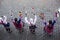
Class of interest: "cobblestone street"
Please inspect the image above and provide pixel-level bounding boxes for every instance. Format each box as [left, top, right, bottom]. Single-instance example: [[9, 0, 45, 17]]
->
[[0, 0, 60, 40]]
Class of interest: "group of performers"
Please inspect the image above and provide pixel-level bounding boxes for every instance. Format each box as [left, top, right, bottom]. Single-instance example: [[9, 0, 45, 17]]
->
[[0, 10, 59, 36]]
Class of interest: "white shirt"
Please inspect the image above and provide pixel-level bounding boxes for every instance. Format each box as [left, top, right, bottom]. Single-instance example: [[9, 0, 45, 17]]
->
[[2, 16, 7, 24], [0, 17, 3, 23], [25, 15, 37, 25]]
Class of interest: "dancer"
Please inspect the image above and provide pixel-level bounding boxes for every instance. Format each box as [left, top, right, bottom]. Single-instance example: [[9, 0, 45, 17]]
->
[[40, 13, 59, 36], [1, 16, 12, 33], [12, 17, 24, 33], [12, 11, 24, 33], [25, 14, 37, 34], [18, 11, 25, 32], [0, 17, 3, 24]]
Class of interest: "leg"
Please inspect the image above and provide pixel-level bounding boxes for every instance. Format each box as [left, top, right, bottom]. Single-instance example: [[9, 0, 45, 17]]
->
[[5, 27, 12, 33]]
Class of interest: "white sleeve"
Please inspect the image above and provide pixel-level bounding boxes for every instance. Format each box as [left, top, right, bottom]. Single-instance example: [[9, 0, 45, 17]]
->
[[0, 17, 3, 23], [42, 19, 46, 23], [42, 19, 49, 25], [57, 13, 59, 17], [3, 16, 7, 21], [3, 16, 7, 24], [34, 15, 37, 24], [54, 13, 59, 21], [25, 17, 30, 24], [54, 17, 57, 21]]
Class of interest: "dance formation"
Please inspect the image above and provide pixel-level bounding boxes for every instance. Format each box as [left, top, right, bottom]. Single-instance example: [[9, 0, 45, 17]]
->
[[0, 9, 60, 36]]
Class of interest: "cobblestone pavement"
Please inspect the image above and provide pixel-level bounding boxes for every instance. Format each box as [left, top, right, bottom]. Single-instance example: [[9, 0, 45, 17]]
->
[[0, 0, 60, 40]]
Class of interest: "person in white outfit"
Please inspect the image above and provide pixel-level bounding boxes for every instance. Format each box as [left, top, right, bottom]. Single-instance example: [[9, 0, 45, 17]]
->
[[1, 16, 12, 33], [25, 14, 37, 33]]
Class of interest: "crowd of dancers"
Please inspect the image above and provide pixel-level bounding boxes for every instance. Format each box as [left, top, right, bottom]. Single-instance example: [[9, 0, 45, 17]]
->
[[0, 10, 60, 36]]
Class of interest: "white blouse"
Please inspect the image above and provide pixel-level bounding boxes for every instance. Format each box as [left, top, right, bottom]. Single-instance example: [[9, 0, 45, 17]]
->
[[25, 15, 37, 25]]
